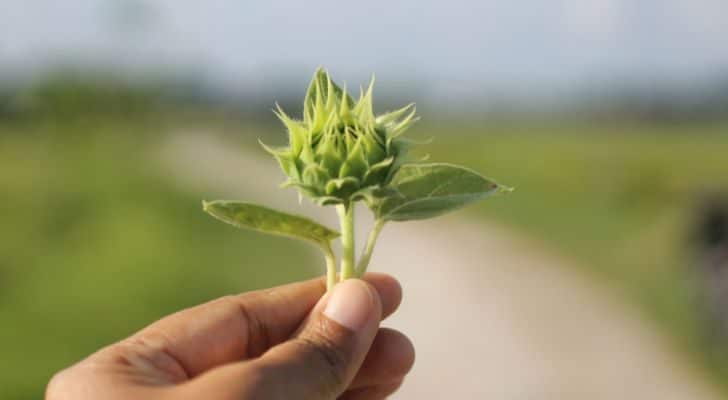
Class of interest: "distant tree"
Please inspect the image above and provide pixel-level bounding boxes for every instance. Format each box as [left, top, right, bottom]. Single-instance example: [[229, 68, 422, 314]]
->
[[13, 71, 159, 118]]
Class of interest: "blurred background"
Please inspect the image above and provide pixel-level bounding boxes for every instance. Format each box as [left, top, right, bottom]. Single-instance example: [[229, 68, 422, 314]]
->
[[1, 1, 728, 398]]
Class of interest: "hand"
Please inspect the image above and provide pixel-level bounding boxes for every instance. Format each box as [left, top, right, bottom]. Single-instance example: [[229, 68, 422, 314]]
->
[[46, 274, 414, 400]]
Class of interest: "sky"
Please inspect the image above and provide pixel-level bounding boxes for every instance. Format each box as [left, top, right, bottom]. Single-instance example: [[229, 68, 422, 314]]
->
[[1, 0, 727, 100]]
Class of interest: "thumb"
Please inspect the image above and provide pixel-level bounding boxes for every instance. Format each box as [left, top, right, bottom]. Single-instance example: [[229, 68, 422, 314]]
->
[[253, 278, 382, 398], [182, 279, 382, 400]]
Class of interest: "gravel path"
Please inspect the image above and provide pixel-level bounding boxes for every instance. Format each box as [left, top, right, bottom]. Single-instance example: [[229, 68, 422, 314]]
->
[[158, 132, 723, 400]]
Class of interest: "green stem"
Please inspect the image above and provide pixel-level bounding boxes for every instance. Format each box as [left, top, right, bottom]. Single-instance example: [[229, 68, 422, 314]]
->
[[336, 204, 356, 280], [323, 243, 337, 292], [356, 219, 385, 276]]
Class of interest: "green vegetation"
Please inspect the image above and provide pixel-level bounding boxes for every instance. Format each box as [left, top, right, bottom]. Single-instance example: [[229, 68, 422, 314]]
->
[[0, 120, 316, 399], [422, 120, 728, 383]]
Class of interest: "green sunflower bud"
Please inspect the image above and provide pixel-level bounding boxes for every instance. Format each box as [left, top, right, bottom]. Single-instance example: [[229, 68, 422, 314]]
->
[[263, 68, 419, 207]]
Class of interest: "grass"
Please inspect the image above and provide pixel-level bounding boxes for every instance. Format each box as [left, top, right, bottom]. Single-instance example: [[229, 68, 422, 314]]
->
[[419, 119, 728, 383], [0, 119, 317, 399]]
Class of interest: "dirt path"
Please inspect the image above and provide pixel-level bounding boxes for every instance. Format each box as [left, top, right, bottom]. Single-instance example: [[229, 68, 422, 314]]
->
[[158, 132, 723, 400]]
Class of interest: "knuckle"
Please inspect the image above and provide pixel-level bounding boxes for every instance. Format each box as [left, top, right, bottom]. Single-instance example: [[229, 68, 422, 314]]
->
[[296, 334, 350, 392], [234, 297, 272, 357], [116, 334, 189, 383], [218, 293, 275, 357]]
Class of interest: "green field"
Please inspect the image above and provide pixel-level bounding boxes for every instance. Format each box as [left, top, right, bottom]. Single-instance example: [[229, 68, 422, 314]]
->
[[0, 119, 317, 399], [2, 115, 727, 398]]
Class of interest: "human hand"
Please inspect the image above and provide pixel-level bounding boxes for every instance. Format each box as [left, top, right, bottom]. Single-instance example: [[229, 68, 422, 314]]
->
[[46, 274, 414, 400]]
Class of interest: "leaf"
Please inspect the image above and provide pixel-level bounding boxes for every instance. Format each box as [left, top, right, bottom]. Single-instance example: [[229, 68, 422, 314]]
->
[[374, 163, 512, 221], [202, 200, 340, 247]]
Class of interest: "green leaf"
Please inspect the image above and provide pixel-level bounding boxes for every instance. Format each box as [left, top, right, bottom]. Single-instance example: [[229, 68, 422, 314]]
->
[[325, 177, 360, 197], [374, 163, 512, 221], [202, 200, 340, 247]]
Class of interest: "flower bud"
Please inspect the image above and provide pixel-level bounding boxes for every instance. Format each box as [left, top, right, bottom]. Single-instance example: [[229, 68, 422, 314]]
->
[[262, 68, 419, 207]]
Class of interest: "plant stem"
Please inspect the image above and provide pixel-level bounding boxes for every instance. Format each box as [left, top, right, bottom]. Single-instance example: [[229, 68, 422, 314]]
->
[[356, 219, 385, 276], [336, 204, 356, 280], [323, 243, 337, 292]]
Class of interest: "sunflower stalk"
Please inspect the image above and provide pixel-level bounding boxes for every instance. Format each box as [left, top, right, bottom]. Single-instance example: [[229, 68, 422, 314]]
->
[[336, 204, 357, 281]]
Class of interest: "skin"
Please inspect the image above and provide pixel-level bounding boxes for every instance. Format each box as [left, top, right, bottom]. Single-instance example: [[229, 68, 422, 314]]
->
[[46, 273, 415, 400]]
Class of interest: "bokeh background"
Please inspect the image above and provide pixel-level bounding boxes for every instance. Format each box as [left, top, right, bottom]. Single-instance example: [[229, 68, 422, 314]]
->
[[2, 1, 728, 398]]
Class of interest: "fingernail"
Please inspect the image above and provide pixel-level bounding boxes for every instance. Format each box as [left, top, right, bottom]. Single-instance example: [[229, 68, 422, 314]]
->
[[323, 279, 374, 331]]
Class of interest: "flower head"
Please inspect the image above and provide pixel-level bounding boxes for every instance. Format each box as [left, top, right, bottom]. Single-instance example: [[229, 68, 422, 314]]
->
[[263, 68, 419, 207]]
